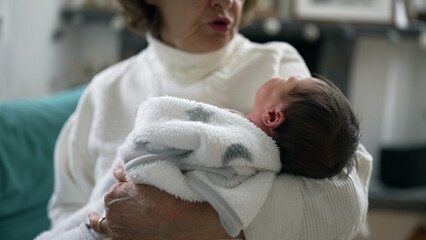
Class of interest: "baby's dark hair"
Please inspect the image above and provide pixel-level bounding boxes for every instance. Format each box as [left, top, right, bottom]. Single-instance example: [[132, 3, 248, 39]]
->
[[273, 77, 360, 179]]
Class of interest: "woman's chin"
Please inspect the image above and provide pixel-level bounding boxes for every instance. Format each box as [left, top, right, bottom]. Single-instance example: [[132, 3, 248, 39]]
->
[[196, 34, 234, 52]]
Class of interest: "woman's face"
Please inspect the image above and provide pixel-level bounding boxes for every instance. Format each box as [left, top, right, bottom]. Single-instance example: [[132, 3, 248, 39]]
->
[[148, 0, 245, 53]]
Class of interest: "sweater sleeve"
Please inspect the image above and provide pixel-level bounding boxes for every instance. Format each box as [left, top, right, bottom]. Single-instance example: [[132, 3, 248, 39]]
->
[[47, 86, 97, 228], [47, 58, 134, 231], [244, 145, 373, 240]]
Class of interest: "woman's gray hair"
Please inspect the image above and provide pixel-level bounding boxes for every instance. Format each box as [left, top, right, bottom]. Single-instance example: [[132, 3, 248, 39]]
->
[[117, 0, 259, 37]]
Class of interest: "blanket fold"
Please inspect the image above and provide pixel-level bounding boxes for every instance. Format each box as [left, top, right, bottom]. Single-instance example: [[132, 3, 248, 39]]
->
[[119, 96, 281, 237]]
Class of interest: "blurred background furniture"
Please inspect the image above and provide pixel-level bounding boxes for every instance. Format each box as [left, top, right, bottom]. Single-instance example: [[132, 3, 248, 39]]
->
[[0, 86, 84, 240]]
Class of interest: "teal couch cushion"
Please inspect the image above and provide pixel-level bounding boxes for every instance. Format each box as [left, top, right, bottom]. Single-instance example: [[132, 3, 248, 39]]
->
[[0, 86, 84, 240]]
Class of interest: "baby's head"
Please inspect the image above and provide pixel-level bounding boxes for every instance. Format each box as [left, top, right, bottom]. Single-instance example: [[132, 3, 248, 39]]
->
[[247, 76, 360, 179]]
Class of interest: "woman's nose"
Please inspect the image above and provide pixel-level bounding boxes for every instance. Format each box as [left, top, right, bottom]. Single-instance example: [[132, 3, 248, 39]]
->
[[211, 0, 233, 10]]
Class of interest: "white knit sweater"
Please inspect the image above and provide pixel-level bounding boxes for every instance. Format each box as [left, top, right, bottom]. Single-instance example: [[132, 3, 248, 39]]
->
[[42, 33, 372, 240]]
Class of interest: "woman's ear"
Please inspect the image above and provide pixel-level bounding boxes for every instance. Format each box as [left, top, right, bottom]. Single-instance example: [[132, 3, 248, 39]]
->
[[262, 109, 285, 129]]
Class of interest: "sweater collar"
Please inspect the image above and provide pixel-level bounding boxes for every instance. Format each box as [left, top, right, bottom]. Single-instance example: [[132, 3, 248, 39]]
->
[[145, 33, 242, 83]]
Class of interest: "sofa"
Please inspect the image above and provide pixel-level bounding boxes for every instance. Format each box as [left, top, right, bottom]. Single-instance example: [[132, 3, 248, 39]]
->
[[0, 86, 85, 240]]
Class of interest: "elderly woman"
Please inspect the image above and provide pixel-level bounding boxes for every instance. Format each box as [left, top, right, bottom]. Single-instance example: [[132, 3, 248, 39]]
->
[[37, 0, 373, 239]]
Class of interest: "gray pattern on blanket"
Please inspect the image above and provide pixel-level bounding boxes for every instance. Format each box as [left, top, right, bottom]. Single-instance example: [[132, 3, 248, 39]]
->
[[222, 143, 252, 165], [185, 105, 214, 123]]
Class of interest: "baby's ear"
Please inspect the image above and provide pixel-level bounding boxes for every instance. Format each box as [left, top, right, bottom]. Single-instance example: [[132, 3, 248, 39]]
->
[[262, 109, 285, 129]]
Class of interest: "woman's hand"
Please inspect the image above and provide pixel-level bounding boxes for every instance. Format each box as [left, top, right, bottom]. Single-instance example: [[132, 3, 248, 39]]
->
[[89, 166, 244, 240]]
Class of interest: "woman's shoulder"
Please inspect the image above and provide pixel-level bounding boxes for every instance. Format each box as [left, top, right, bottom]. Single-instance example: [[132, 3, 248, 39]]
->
[[82, 55, 139, 96], [93, 56, 137, 87], [235, 35, 310, 77], [71, 54, 140, 109], [240, 35, 300, 56]]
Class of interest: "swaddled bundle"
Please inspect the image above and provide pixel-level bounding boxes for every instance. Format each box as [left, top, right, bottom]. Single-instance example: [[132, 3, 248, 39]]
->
[[118, 96, 281, 237]]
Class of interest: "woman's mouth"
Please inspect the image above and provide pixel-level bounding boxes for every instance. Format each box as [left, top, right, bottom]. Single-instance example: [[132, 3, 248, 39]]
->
[[209, 18, 231, 32]]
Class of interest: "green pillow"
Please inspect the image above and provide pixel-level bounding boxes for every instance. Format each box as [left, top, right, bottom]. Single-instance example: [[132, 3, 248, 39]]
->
[[0, 86, 85, 240]]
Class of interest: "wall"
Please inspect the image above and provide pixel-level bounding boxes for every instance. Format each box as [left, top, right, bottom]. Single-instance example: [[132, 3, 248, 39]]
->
[[380, 37, 426, 147], [0, 0, 63, 100], [0, 1, 120, 100], [349, 35, 426, 180], [0, 0, 9, 97], [408, 49, 426, 144], [350, 35, 426, 240], [49, 23, 120, 91]]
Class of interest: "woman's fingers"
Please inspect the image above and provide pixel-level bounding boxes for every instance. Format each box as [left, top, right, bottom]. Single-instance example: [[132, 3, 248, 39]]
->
[[88, 212, 110, 235], [88, 212, 100, 229], [88, 165, 126, 237], [113, 165, 126, 182], [104, 166, 127, 199]]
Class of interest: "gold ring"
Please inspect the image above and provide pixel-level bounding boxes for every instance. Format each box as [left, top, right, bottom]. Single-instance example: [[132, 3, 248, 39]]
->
[[96, 217, 106, 233]]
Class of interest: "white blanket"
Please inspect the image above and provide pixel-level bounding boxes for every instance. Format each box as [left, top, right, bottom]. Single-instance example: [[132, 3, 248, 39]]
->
[[118, 96, 281, 237]]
